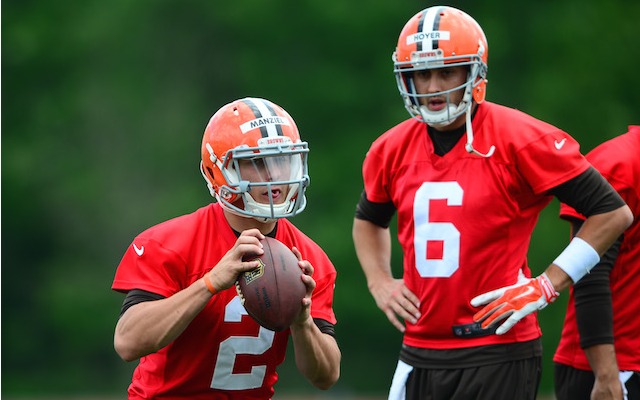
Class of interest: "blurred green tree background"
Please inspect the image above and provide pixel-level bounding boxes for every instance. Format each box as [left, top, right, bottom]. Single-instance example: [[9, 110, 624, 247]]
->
[[3, 0, 638, 398]]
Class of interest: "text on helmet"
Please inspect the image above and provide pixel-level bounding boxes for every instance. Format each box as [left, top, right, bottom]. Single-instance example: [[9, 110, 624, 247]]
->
[[407, 31, 450, 45], [240, 116, 291, 134], [257, 137, 293, 146]]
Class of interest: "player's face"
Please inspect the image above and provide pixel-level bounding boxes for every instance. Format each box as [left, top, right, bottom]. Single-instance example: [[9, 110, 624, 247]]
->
[[237, 157, 292, 205], [413, 66, 468, 130]]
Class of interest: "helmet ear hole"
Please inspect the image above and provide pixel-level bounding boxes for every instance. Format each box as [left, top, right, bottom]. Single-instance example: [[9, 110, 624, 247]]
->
[[205, 167, 216, 186], [206, 165, 233, 200]]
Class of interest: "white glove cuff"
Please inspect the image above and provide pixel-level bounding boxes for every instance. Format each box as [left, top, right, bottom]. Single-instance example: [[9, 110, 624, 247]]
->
[[538, 273, 559, 303], [552, 237, 600, 283]]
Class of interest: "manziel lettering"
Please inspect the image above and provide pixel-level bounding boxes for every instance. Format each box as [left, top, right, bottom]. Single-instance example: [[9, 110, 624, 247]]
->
[[250, 117, 286, 129], [240, 116, 291, 134]]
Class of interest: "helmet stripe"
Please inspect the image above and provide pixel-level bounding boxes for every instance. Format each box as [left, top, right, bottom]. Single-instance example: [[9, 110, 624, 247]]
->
[[260, 100, 285, 137], [432, 7, 443, 50], [416, 13, 426, 52], [241, 98, 268, 137], [241, 98, 283, 138], [418, 6, 444, 51]]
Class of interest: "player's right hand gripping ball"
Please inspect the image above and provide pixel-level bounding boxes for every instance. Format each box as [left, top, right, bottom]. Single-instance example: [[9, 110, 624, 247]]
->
[[236, 237, 306, 331]]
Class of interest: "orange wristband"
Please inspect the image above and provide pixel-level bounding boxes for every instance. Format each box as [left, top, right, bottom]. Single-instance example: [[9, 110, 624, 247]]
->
[[203, 274, 217, 295]]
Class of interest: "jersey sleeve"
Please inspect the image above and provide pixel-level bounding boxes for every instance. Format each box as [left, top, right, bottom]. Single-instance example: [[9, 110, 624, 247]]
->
[[559, 202, 584, 221], [362, 145, 391, 203], [308, 253, 337, 325], [589, 156, 640, 219], [112, 237, 188, 298], [560, 133, 640, 221], [516, 131, 590, 195]]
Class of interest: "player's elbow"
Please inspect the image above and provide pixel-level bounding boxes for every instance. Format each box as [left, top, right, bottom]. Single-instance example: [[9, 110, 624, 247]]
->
[[113, 307, 160, 362], [114, 327, 158, 362], [619, 205, 634, 231], [310, 367, 340, 391], [114, 334, 141, 362], [306, 349, 341, 390]]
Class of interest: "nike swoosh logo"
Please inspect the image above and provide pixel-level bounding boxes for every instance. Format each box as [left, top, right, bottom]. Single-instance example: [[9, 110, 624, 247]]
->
[[133, 243, 144, 256], [554, 138, 567, 150], [513, 285, 535, 300]]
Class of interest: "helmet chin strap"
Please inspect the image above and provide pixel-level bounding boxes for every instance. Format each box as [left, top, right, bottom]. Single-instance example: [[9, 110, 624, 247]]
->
[[418, 103, 460, 128], [464, 105, 495, 158], [419, 100, 495, 158], [217, 193, 281, 223], [242, 190, 293, 222], [216, 181, 303, 223]]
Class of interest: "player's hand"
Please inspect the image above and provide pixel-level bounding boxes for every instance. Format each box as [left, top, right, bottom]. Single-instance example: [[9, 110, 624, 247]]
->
[[586, 343, 625, 400], [206, 229, 266, 292], [369, 277, 420, 333], [470, 273, 559, 335], [291, 246, 315, 326], [591, 374, 624, 400]]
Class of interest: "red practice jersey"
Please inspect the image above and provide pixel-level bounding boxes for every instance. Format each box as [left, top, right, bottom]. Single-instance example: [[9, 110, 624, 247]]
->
[[554, 125, 640, 371], [362, 101, 590, 349], [112, 202, 337, 399]]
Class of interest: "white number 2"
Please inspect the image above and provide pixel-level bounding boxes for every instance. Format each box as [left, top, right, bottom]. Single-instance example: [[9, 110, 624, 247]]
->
[[413, 182, 463, 277], [210, 296, 275, 390]]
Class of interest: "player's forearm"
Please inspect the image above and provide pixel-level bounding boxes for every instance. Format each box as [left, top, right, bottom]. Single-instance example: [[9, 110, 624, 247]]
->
[[577, 206, 632, 256], [290, 318, 341, 390], [353, 218, 394, 288], [114, 279, 212, 361], [545, 206, 632, 292], [585, 344, 619, 379]]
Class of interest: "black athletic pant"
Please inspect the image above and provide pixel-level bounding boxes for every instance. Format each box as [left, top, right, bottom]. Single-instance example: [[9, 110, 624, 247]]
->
[[555, 363, 640, 400], [395, 357, 542, 400]]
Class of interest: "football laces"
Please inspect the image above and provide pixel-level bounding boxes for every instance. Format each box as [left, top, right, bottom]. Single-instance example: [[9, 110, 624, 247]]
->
[[234, 281, 246, 304]]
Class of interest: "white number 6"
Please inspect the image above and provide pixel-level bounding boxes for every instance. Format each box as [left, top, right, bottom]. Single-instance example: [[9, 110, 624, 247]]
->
[[413, 182, 462, 277]]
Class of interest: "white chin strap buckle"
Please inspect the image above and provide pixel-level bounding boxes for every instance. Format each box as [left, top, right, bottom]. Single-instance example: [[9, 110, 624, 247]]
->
[[418, 105, 457, 127]]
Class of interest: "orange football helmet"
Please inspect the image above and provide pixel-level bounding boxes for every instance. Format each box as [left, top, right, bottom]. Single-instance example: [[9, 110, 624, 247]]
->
[[200, 97, 309, 221], [393, 6, 488, 128]]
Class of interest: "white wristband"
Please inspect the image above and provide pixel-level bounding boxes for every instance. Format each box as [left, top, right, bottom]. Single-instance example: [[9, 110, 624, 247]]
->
[[552, 237, 600, 283]]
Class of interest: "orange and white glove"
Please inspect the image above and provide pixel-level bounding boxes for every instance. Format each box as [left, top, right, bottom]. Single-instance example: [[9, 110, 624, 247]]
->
[[470, 273, 559, 335]]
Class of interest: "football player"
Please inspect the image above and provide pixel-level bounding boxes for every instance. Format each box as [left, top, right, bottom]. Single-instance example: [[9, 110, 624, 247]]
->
[[113, 97, 341, 399], [352, 6, 633, 400], [554, 126, 640, 400]]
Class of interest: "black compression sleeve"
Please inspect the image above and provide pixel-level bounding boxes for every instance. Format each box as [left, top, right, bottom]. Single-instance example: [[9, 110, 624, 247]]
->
[[313, 318, 337, 338], [119, 289, 165, 318], [567, 219, 620, 349], [354, 190, 396, 228], [550, 166, 626, 217]]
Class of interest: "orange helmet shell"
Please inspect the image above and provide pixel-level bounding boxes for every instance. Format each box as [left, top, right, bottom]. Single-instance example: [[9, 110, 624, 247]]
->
[[200, 97, 309, 220], [394, 6, 488, 104], [201, 97, 301, 202]]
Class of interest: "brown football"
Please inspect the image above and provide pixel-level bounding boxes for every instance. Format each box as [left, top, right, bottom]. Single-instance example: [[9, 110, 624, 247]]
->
[[236, 237, 306, 331]]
